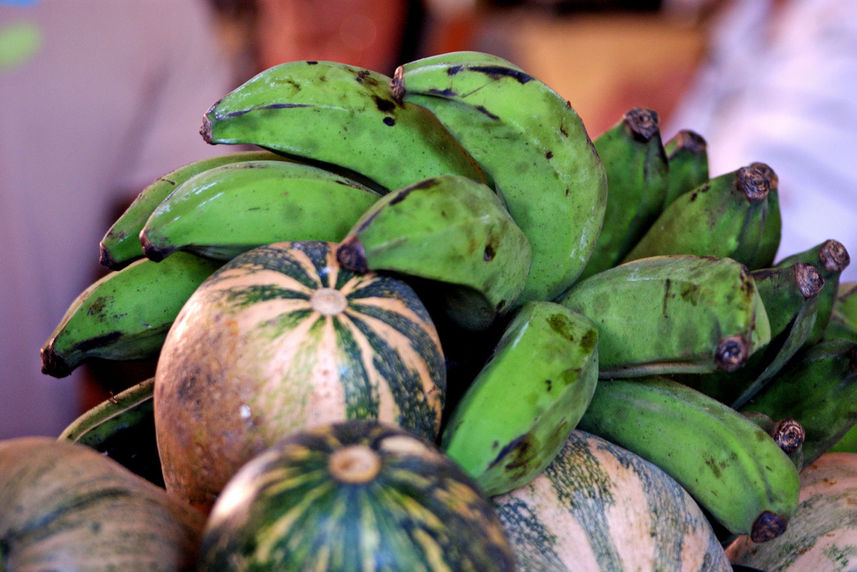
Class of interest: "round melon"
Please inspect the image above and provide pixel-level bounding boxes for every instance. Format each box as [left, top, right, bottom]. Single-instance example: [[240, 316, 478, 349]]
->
[[154, 241, 446, 512], [493, 430, 731, 571], [0, 437, 204, 571], [196, 420, 516, 571]]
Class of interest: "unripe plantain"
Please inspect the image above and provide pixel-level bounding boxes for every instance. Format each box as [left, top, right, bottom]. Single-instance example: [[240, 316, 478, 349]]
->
[[558, 255, 771, 378], [579, 107, 669, 279], [440, 301, 599, 496], [622, 164, 775, 269], [578, 376, 800, 541]]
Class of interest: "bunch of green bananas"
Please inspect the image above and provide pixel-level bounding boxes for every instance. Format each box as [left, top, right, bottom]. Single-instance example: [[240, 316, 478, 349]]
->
[[42, 50, 857, 550]]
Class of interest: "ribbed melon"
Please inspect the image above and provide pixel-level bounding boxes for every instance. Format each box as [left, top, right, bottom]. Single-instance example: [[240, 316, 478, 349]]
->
[[0, 437, 204, 571], [154, 241, 446, 512], [493, 430, 731, 571], [197, 420, 516, 571], [727, 452, 857, 570]]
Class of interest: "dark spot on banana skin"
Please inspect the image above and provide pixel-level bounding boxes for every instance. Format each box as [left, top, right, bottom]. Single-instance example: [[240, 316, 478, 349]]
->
[[383, 117, 395, 126], [545, 151, 553, 160], [475, 105, 499, 120], [545, 379, 552, 392], [484, 244, 496, 262]]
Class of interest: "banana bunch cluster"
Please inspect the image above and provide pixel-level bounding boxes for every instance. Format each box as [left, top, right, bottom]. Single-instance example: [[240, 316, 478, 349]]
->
[[41, 51, 857, 549]]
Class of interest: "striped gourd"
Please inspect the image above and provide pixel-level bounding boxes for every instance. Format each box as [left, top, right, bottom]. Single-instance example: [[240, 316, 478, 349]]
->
[[154, 241, 446, 512], [493, 430, 731, 572], [727, 452, 857, 570], [197, 420, 516, 571], [0, 437, 204, 571]]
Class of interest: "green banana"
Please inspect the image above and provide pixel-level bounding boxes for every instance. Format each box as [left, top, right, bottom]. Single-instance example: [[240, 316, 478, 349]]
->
[[775, 238, 851, 345], [139, 159, 381, 262], [393, 50, 608, 303], [740, 411, 805, 468], [200, 59, 488, 192], [663, 128, 708, 208], [577, 376, 800, 542], [677, 261, 823, 408], [825, 281, 857, 342], [335, 174, 531, 330], [622, 164, 774, 268], [747, 162, 782, 269], [557, 255, 771, 377], [99, 150, 287, 270], [58, 378, 162, 486], [578, 107, 669, 279], [439, 301, 599, 496], [40, 252, 223, 378], [739, 337, 857, 466]]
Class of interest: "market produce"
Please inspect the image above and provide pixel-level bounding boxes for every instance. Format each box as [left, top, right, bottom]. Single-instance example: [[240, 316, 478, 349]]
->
[[0, 437, 204, 571], [139, 159, 381, 262], [577, 376, 800, 541], [578, 106, 669, 280], [775, 238, 851, 345], [493, 430, 731, 571], [201, 59, 487, 191], [679, 261, 824, 408], [394, 50, 608, 302], [558, 254, 771, 377], [440, 300, 599, 496], [336, 174, 532, 330], [154, 240, 446, 512], [18, 48, 857, 568], [58, 377, 161, 486], [197, 420, 516, 571], [623, 164, 776, 269], [825, 280, 857, 341], [727, 452, 857, 570], [98, 150, 290, 270], [739, 337, 857, 466], [662, 128, 709, 207], [747, 161, 783, 270], [39, 251, 223, 378]]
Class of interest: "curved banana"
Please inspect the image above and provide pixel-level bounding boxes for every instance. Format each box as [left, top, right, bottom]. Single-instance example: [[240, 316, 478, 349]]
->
[[139, 159, 381, 262], [740, 337, 857, 466], [825, 281, 857, 342], [679, 261, 824, 408], [440, 301, 599, 496], [558, 255, 771, 377], [393, 50, 608, 303], [748, 161, 782, 269], [578, 376, 800, 542], [663, 128, 708, 208], [775, 238, 851, 346], [578, 107, 669, 280], [335, 174, 531, 330], [622, 164, 775, 268], [99, 150, 286, 270], [200, 59, 487, 192], [58, 378, 162, 486], [40, 252, 223, 378]]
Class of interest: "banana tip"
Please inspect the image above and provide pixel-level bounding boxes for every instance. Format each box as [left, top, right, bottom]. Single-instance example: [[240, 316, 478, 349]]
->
[[40, 345, 72, 378], [336, 236, 368, 274], [750, 510, 789, 543], [714, 334, 748, 372]]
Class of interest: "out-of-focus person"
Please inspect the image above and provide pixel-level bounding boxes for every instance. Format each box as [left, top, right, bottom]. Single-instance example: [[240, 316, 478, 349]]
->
[[663, 0, 857, 280], [0, 0, 235, 438]]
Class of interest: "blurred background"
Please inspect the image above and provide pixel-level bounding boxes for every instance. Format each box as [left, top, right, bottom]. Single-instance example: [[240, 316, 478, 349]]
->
[[2, 0, 855, 438]]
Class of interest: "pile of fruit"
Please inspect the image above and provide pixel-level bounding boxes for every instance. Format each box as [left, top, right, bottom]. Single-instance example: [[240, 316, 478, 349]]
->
[[2, 51, 856, 571]]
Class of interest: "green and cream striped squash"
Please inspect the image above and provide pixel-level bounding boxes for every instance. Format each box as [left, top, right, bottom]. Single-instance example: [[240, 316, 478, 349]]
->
[[197, 420, 516, 571], [493, 430, 731, 571], [0, 437, 204, 571], [727, 452, 857, 570], [154, 241, 446, 512]]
